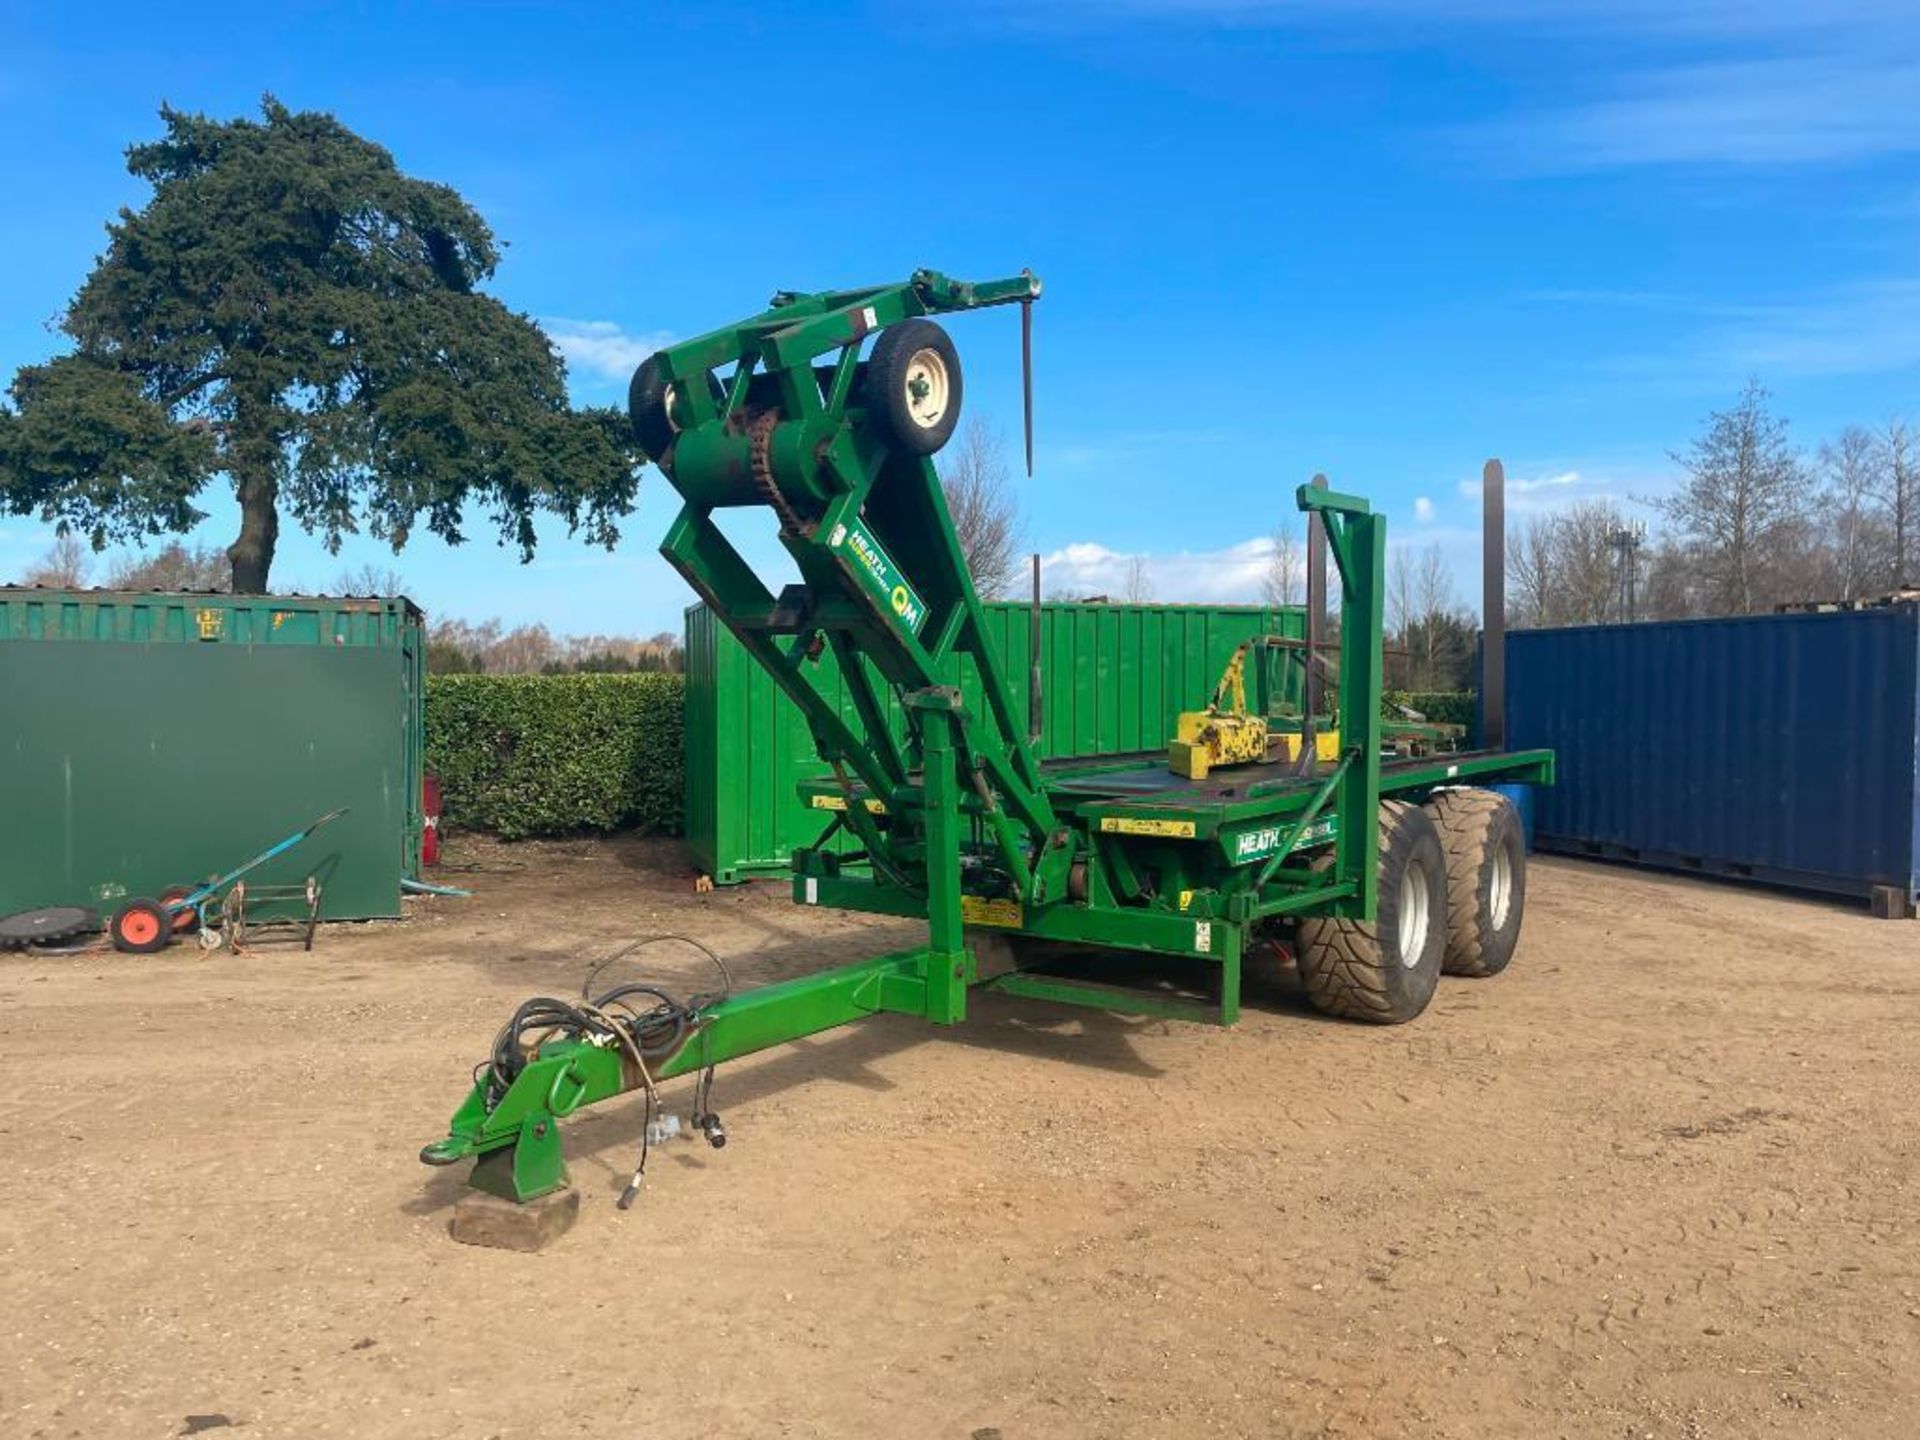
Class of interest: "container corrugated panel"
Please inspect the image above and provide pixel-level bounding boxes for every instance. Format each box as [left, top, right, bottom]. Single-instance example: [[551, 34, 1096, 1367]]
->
[[1505, 605, 1920, 906], [0, 587, 426, 920], [685, 600, 1306, 883]]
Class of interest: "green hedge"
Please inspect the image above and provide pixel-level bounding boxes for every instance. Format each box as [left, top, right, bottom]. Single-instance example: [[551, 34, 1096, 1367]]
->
[[425, 674, 684, 839], [421, 675, 1480, 842], [1384, 690, 1478, 732]]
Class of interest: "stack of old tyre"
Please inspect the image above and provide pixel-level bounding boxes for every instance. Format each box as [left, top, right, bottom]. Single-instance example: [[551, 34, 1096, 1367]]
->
[[1291, 790, 1526, 1024]]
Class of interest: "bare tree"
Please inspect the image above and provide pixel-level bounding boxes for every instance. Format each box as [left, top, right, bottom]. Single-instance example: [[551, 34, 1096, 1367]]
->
[[1121, 554, 1155, 603], [1261, 514, 1302, 608], [1392, 543, 1474, 691], [1387, 547, 1415, 644], [1412, 543, 1453, 619], [332, 562, 408, 597], [1413, 544, 1467, 689], [425, 615, 683, 674], [1506, 520, 1555, 629], [20, 531, 93, 587], [486, 623, 558, 674], [1815, 427, 1890, 602], [1879, 418, 1917, 587], [107, 540, 231, 592], [939, 417, 1024, 599], [1659, 379, 1809, 615], [1505, 501, 1630, 628]]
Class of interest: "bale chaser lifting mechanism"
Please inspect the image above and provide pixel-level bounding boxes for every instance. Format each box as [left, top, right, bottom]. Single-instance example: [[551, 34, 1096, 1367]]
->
[[421, 270, 1555, 1210]]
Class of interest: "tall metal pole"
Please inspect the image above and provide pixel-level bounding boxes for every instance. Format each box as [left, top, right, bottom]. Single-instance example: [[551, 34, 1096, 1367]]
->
[[1301, 473, 1330, 777], [1020, 285, 1036, 478], [1609, 525, 1643, 623], [1029, 552, 1043, 745], [1481, 458, 1506, 752]]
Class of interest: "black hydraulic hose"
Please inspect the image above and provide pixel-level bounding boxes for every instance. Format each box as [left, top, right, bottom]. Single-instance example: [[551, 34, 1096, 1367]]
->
[[482, 935, 739, 1106]]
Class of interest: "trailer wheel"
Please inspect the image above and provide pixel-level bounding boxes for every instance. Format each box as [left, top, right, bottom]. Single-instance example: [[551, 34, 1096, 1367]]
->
[[110, 898, 174, 955], [865, 319, 963, 455], [158, 886, 200, 934], [627, 353, 679, 463], [628, 357, 724, 465], [1425, 788, 1526, 978], [1295, 801, 1446, 1024]]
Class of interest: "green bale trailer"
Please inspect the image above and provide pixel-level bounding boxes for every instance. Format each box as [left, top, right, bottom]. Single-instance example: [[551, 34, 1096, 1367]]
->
[[422, 271, 1552, 1210]]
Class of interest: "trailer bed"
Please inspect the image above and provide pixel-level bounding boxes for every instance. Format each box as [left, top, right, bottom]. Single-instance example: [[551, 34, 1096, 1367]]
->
[[1037, 747, 1556, 831]]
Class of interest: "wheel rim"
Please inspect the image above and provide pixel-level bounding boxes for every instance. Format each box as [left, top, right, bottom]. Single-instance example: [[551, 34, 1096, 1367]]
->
[[1489, 847, 1513, 931], [902, 348, 950, 430], [1397, 860, 1431, 967], [120, 911, 159, 946]]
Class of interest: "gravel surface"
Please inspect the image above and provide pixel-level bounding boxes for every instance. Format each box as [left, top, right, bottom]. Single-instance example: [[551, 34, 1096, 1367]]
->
[[3, 835, 1916, 1439]]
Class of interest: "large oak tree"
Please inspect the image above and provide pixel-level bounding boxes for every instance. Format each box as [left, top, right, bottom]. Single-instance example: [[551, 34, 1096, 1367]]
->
[[0, 98, 641, 591]]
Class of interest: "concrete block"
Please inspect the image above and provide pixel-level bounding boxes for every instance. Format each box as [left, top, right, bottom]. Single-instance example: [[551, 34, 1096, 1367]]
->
[[1870, 885, 1915, 921], [449, 1185, 580, 1251]]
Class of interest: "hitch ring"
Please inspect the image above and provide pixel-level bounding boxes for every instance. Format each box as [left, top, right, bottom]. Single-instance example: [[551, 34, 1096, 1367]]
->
[[546, 1064, 590, 1117]]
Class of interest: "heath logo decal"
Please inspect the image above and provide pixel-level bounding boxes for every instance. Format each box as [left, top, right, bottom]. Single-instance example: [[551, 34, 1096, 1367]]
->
[[831, 519, 927, 636], [1230, 816, 1338, 863]]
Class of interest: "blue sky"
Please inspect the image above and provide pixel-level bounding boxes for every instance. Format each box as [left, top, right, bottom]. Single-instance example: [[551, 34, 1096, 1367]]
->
[[2, 0, 1917, 632]]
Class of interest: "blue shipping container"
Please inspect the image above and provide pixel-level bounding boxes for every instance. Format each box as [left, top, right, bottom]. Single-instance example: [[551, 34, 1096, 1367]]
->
[[1504, 605, 1920, 909]]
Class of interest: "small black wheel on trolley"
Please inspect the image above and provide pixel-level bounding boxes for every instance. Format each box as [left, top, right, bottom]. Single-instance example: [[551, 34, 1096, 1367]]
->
[[864, 319, 963, 455]]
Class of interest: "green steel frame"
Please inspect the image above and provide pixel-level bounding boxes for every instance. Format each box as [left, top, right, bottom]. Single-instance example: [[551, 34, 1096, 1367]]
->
[[422, 271, 1554, 1202]]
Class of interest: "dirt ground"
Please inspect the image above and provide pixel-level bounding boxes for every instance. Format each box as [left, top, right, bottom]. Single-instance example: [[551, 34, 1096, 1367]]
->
[[3, 835, 1917, 1440]]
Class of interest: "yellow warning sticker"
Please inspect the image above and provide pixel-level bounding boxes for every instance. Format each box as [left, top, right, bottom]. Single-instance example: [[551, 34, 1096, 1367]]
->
[[960, 895, 1024, 928], [1098, 816, 1198, 838], [809, 794, 888, 815]]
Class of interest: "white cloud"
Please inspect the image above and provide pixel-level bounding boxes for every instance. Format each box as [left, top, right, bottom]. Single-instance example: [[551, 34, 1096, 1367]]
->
[[1451, 466, 1659, 516], [1462, 53, 1920, 171], [1011, 3, 1920, 171], [1523, 276, 1920, 390], [543, 319, 675, 384], [1041, 535, 1278, 603], [1554, 276, 1920, 391], [1413, 496, 1436, 523], [1457, 469, 1579, 498], [1011, 1, 1909, 43], [1706, 278, 1920, 379]]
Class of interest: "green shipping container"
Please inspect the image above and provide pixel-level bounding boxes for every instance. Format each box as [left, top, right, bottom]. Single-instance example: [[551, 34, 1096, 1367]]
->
[[684, 600, 1306, 884], [0, 588, 425, 921]]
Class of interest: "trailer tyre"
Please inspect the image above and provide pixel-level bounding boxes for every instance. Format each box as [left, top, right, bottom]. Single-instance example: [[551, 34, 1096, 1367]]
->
[[627, 353, 679, 463], [110, 898, 174, 955], [865, 319, 963, 455], [1295, 801, 1446, 1024], [628, 358, 725, 465], [1425, 788, 1526, 978]]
